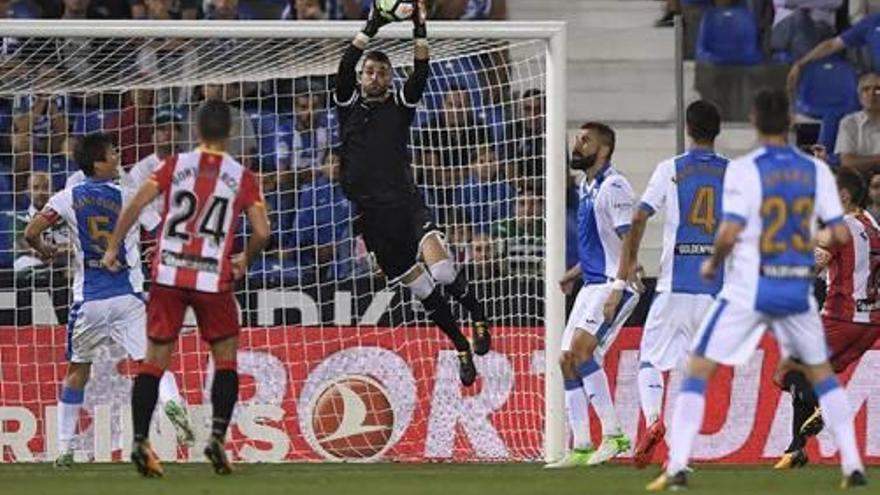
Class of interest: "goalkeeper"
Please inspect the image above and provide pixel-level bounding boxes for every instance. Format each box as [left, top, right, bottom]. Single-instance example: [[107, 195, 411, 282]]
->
[[335, 0, 490, 386]]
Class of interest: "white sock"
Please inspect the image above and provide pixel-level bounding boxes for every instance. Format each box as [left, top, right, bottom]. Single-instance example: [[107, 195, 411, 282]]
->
[[57, 387, 84, 453], [815, 376, 864, 475], [158, 371, 183, 408], [579, 359, 620, 437], [564, 378, 592, 450], [667, 376, 706, 475], [638, 362, 664, 426]]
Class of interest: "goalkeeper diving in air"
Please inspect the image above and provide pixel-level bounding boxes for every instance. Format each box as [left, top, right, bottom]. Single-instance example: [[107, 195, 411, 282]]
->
[[335, 0, 490, 386]]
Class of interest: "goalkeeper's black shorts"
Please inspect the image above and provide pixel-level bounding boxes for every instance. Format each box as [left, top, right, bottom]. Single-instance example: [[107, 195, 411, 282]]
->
[[355, 203, 440, 281]]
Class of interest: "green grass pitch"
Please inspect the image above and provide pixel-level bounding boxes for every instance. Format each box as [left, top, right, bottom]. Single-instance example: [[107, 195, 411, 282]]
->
[[0, 464, 865, 495]]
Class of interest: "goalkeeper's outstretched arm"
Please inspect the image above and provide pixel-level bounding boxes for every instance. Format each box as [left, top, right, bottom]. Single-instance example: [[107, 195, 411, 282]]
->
[[336, 3, 390, 105], [403, 1, 430, 105]]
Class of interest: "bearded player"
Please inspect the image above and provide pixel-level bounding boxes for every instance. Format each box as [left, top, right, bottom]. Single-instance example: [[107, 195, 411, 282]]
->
[[774, 167, 880, 470], [335, 0, 490, 385], [102, 100, 270, 477], [546, 122, 640, 468]]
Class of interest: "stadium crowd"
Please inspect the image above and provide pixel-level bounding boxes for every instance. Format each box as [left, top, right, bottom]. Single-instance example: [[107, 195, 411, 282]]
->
[[1, 0, 552, 306]]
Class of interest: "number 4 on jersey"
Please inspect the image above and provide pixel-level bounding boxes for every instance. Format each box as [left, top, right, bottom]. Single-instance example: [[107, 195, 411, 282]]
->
[[689, 185, 716, 234]]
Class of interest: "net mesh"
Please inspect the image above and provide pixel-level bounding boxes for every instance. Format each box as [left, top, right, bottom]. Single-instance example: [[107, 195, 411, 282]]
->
[[0, 33, 548, 462]]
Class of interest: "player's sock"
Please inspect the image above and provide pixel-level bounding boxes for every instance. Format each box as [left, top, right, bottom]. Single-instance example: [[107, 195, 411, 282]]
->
[[57, 386, 84, 453], [782, 370, 817, 451], [564, 378, 592, 450], [783, 370, 818, 410], [638, 362, 664, 425], [667, 376, 706, 475], [787, 396, 810, 452], [422, 288, 471, 352], [444, 268, 487, 322], [210, 360, 239, 442], [814, 376, 864, 475], [131, 362, 164, 442], [158, 371, 182, 407], [578, 359, 620, 436]]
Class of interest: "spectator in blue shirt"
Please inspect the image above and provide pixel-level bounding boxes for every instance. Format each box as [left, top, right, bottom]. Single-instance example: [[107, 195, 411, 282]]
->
[[455, 145, 514, 233], [771, 0, 842, 60], [788, 13, 880, 91], [289, 149, 358, 281], [276, 93, 330, 188], [500, 88, 544, 186]]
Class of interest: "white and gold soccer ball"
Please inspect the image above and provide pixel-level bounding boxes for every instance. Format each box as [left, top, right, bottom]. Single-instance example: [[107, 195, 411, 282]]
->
[[375, 0, 415, 22]]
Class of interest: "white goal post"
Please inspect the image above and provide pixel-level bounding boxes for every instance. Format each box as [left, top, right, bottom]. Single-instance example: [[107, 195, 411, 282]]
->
[[0, 19, 566, 463]]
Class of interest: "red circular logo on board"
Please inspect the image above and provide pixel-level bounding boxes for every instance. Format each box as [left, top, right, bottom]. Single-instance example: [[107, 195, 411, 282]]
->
[[310, 375, 395, 461]]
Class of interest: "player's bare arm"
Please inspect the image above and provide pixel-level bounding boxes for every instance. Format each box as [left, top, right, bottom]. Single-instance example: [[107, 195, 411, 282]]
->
[[604, 208, 649, 322], [232, 201, 271, 280], [23, 213, 58, 264], [102, 180, 161, 271], [701, 220, 742, 280]]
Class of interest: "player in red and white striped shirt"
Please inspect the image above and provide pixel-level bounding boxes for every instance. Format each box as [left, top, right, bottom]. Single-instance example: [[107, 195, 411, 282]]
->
[[102, 100, 270, 477], [774, 168, 880, 470]]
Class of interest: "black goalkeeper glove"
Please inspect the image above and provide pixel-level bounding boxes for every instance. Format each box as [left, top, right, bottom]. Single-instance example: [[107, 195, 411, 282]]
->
[[362, 4, 391, 38], [413, 0, 427, 39]]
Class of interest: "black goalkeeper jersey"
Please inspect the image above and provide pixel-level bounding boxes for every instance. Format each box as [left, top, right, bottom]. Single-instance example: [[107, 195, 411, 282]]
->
[[335, 44, 429, 208]]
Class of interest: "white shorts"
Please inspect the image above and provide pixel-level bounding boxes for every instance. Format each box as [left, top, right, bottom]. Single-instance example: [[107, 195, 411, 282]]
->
[[561, 282, 640, 356], [67, 294, 147, 364], [640, 292, 715, 371], [690, 297, 829, 366]]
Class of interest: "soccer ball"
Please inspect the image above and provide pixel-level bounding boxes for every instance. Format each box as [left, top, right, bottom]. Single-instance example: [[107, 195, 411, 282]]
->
[[375, 0, 415, 22]]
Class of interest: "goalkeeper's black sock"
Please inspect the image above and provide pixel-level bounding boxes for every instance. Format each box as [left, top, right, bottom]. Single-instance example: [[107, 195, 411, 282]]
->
[[782, 370, 817, 451], [210, 362, 239, 442], [788, 396, 810, 452], [422, 288, 471, 353], [446, 271, 487, 322], [783, 370, 819, 410], [131, 363, 163, 443]]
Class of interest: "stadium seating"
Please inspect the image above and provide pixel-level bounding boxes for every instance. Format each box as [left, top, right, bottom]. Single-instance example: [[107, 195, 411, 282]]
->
[[695, 5, 763, 65], [794, 59, 860, 119]]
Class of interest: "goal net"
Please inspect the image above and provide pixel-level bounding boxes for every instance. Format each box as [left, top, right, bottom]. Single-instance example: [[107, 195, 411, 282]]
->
[[0, 21, 566, 463]]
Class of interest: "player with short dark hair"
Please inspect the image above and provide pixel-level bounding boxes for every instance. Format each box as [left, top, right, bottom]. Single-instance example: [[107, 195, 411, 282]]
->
[[102, 99, 270, 477], [773, 167, 880, 470], [73, 132, 114, 177], [334, 1, 491, 386], [752, 87, 791, 136], [605, 99, 727, 469], [24, 131, 191, 468]]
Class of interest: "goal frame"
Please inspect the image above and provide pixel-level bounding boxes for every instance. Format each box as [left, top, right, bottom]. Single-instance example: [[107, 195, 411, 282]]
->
[[0, 19, 568, 463]]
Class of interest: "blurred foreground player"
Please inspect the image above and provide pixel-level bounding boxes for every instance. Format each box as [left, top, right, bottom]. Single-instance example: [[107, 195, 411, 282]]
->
[[102, 100, 270, 477], [774, 167, 880, 470], [648, 89, 866, 491], [335, 0, 490, 385]]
